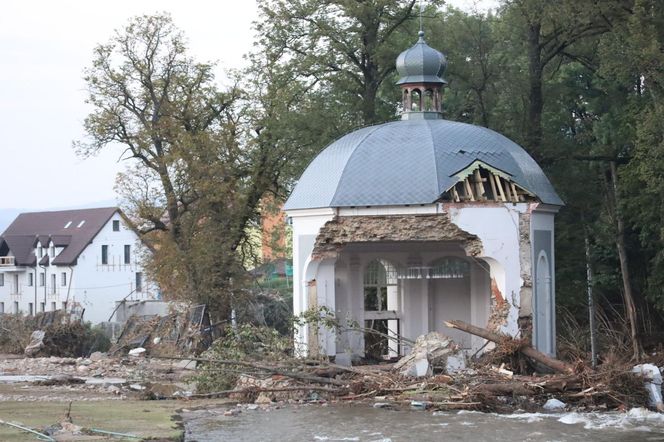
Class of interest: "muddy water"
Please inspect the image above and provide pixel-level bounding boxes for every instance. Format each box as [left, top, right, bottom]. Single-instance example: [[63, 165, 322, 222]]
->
[[184, 404, 664, 441]]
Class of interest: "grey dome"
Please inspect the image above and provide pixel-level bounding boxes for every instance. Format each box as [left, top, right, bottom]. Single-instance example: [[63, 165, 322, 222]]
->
[[284, 119, 563, 210], [396, 31, 447, 85]]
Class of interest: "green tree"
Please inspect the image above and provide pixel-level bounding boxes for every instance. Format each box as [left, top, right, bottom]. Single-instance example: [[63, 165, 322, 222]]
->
[[77, 14, 285, 319]]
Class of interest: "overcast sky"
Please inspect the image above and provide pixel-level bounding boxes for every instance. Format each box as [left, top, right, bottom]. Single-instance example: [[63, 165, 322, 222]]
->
[[0, 0, 499, 211]]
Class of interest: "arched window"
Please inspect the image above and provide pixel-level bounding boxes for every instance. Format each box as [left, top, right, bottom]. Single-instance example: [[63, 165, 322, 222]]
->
[[424, 89, 434, 111], [364, 259, 397, 311], [410, 89, 421, 111]]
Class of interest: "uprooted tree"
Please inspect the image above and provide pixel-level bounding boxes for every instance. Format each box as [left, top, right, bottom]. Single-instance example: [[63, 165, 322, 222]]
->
[[76, 14, 290, 320]]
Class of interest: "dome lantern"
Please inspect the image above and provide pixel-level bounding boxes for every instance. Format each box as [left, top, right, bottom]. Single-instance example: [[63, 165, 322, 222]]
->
[[396, 31, 447, 120]]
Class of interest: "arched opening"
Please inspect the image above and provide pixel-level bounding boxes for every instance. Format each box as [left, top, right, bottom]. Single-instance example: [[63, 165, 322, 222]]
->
[[428, 257, 473, 348], [363, 259, 399, 359], [410, 89, 421, 111], [535, 251, 553, 354], [424, 89, 434, 111]]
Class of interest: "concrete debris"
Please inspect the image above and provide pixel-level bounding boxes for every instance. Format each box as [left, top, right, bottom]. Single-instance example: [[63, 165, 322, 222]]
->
[[0, 355, 196, 401], [543, 398, 567, 411], [110, 304, 214, 357], [311, 215, 483, 261], [393, 332, 460, 378], [24, 331, 45, 357], [632, 364, 664, 411], [128, 347, 146, 357]]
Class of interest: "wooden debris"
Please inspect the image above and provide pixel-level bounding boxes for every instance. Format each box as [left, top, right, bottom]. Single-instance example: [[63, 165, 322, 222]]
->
[[444, 320, 575, 374]]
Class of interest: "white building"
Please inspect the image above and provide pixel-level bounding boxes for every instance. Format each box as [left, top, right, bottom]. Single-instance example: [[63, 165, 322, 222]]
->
[[0, 207, 158, 323], [284, 31, 563, 360]]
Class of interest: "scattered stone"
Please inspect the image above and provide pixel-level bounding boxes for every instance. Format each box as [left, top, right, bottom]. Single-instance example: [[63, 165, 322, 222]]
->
[[373, 402, 391, 409], [128, 347, 146, 357], [89, 352, 106, 361], [129, 384, 146, 391], [247, 404, 259, 410], [543, 398, 566, 411], [76, 365, 90, 374], [175, 359, 197, 370], [33, 375, 85, 386]]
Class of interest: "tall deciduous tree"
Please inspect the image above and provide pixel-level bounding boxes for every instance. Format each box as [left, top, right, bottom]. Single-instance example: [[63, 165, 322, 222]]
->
[[77, 14, 285, 319], [255, 0, 434, 126]]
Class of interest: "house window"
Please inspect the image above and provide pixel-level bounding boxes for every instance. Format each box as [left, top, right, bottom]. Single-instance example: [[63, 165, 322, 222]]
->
[[28, 273, 33, 287], [113, 220, 120, 231], [101, 245, 108, 265], [40, 302, 45, 313], [62, 301, 67, 311], [61, 272, 67, 286], [51, 274, 56, 294], [124, 245, 131, 264], [50, 246, 55, 258], [13, 301, 19, 314], [38, 246, 43, 258], [13, 274, 19, 294], [28, 302, 33, 316], [51, 302, 57, 311], [135, 272, 143, 292], [64, 221, 72, 229], [0, 302, 4, 314], [39, 272, 45, 287], [77, 220, 85, 228], [0, 273, 4, 286]]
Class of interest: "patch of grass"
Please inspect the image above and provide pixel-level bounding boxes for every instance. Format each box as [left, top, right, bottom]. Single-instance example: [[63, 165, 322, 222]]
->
[[0, 400, 184, 441]]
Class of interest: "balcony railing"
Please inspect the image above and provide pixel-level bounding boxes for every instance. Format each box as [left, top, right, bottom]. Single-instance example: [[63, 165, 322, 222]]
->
[[0, 256, 15, 266]]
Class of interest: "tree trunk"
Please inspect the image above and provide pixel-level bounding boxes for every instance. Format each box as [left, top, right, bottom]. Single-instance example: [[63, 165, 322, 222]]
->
[[584, 230, 598, 369], [444, 320, 574, 374], [526, 22, 544, 153], [609, 161, 642, 361]]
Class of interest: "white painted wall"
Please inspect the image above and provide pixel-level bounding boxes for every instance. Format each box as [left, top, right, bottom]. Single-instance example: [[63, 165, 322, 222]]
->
[[447, 204, 527, 336]]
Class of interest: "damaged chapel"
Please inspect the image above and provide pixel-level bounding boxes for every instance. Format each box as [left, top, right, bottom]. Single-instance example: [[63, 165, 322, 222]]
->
[[284, 30, 563, 361]]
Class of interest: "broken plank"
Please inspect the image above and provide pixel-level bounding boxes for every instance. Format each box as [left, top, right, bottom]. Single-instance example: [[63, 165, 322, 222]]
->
[[464, 178, 475, 201], [493, 174, 506, 201]]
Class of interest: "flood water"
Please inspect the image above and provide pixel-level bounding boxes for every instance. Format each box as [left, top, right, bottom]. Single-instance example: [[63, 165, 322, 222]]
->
[[184, 404, 664, 441]]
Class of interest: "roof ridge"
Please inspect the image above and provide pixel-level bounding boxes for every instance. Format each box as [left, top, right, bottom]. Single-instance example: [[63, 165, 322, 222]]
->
[[329, 123, 392, 206]]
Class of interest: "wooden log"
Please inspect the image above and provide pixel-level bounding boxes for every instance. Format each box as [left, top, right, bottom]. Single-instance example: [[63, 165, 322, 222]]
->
[[475, 383, 535, 396], [443, 320, 574, 374], [154, 355, 348, 386]]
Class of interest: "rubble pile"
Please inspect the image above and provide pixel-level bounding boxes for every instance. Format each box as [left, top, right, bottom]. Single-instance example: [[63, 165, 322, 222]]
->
[[0, 352, 197, 401], [188, 322, 652, 413], [110, 304, 214, 357]]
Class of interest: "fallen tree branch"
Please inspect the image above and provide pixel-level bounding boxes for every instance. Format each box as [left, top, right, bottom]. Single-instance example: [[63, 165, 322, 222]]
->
[[444, 320, 574, 374], [154, 355, 348, 386], [187, 385, 344, 399]]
